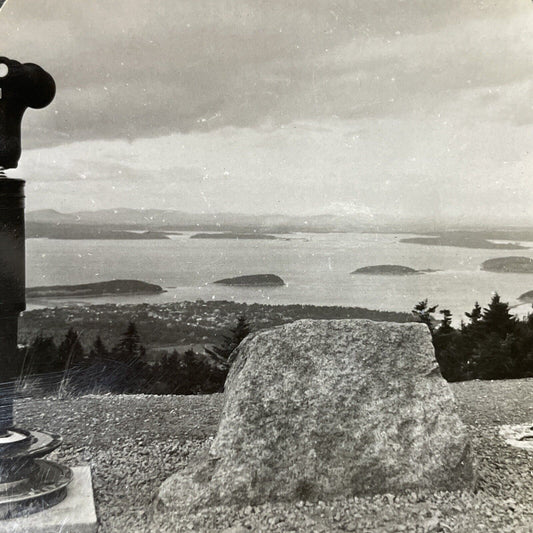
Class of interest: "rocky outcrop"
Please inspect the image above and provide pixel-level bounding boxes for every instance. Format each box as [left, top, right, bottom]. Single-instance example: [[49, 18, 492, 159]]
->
[[157, 319, 475, 516], [213, 274, 285, 286]]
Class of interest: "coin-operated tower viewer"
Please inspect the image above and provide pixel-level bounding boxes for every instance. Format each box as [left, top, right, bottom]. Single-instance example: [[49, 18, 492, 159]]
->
[[0, 57, 73, 519]]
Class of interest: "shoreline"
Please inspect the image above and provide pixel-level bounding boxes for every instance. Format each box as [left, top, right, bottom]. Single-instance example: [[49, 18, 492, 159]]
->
[[19, 299, 413, 350]]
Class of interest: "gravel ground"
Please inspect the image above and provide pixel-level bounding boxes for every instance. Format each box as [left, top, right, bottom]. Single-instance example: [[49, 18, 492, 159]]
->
[[14, 379, 533, 533]]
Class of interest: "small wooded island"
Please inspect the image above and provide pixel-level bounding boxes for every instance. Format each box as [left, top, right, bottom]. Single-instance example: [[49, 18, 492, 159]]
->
[[481, 256, 533, 273], [26, 279, 165, 299], [351, 265, 421, 275], [518, 290, 533, 302], [213, 274, 285, 286], [191, 233, 279, 240], [401, 233, 526, 250]]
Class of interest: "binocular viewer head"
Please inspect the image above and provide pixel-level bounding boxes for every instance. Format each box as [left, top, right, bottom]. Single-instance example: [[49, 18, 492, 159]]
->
[[0, 57, 55, 170]]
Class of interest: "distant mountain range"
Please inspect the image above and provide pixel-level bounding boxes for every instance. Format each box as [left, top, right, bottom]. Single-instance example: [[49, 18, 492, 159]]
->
[[26, 208, 377, 233], [25, 208, 533, 239]]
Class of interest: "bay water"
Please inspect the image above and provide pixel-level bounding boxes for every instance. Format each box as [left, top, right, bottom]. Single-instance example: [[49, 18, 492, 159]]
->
[[26, 232, 533, 324]]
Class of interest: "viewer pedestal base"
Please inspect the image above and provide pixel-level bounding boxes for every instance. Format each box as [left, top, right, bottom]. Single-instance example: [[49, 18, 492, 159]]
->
[[0, 466, 96, 533], [0, 429, 71, 519]]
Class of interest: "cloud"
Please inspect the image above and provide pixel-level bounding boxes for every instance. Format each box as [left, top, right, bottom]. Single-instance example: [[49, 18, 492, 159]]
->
[[3, 0, 533, 224], [12, 114, 533, 225], [3, 0, 532, 145]]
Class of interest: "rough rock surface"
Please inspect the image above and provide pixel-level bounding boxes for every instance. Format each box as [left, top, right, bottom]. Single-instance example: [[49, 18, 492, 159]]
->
[[157, 319, 475, 517]]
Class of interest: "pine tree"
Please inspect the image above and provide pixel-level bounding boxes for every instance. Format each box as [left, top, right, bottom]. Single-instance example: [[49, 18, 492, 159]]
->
[[412, 300, 438, 334], [414, 294, 533, 382], [111, 322, 144, 363], [88, 336, 109, 362], [57, 328, 85, 367], [437, 309, 454, 335], [23, 334, 59, 375], [466, 294, 517, 379], [465, 302, 482, 324], [206, 315, 251, 366], [109, 322, 149, 392], [479, 293, 517, 339]]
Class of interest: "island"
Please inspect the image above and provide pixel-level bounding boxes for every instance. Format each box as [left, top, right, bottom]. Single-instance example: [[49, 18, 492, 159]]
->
[[518, 290, 533, 303], [400, 232, 526, 250], [481, 257, 533, 273], [26, 279, 166, 299], [213, 274, 285, 286], [351, 265, 421, 275], [191, 233, 279, 240]]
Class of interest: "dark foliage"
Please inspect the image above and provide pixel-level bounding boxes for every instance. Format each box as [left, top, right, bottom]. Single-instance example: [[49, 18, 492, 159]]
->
[[57, 328, 86, 367], [149, 349, 226, 395], [19, 300, 412, 350], [414, 294, 533, 382], [205, 314, 251, 366], [20, 333, 60, 376], [412, 299, 439, 334], [17, 320, 232, 396]]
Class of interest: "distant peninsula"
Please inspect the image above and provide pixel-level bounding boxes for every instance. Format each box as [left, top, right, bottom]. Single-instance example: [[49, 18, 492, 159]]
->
[[351, 265, 421, 275], [401, 233, 526, 250], [27, 223, 170, 240], [191, 233, 279, 240], [481, 257, 533, 273], [213, 274, 285, 286], [27, 279, 166, 299]]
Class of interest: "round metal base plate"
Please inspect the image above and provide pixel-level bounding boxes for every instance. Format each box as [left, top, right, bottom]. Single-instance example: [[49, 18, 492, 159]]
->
[[0, 459, 73, 519], [0, 429, 62, 460], [0, 428, 32, 455]]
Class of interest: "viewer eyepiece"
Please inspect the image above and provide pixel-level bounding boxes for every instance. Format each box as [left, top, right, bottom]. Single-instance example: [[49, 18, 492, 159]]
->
[[0, 56, 55, 170]]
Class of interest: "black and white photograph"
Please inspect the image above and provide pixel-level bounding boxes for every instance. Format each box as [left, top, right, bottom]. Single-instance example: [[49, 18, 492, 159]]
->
[[0, 1, 532, 531]]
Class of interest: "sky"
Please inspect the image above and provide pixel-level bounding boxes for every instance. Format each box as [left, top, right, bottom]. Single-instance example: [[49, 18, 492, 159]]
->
[[0, 0, 532, 226]]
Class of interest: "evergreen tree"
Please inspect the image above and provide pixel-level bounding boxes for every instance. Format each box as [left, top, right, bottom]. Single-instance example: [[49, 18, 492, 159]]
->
[[57, 328, 85, 368], [431, 309, 469, 382], [108, 322, 149, 392], [437, 309, 454, 335], [206, 315, 251, 366], [111, 322, 144, 363], [478, 293, 517, 339], [508, 321, 533, 378], [23, 334, 59, 375], [152, 349, 228, 395], [89, 336, 109, 362], [471, 333, 513, 380], [427, 294, 525, 381], [412, 300, 438, 333], [465, 302, 482, 324], [432, 332, 473, 382], [71, 335, 111, 394]]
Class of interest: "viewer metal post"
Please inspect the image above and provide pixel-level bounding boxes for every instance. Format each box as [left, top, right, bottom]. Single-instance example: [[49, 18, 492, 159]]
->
[[0, 177, 25, 434]]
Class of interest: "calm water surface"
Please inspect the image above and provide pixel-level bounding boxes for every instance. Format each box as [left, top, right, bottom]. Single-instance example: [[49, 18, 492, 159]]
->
[[26, 232, 533, 322]]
